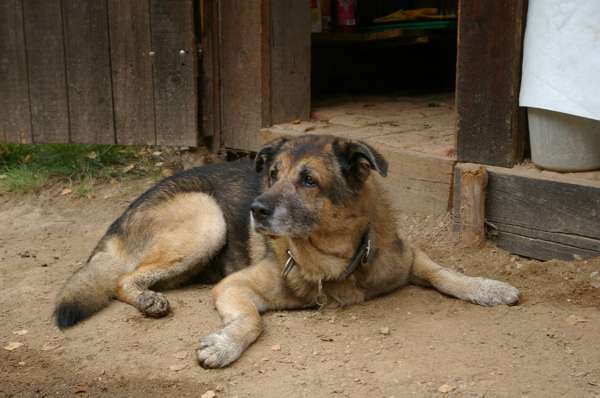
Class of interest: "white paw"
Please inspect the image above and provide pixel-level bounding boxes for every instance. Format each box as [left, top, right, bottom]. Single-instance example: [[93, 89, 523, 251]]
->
[[196, 330, 243, 368], [468, 278, 520, 306]]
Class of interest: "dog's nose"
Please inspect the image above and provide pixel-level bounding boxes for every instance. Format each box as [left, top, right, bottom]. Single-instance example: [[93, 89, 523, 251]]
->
[[251, 200, 272, 221]]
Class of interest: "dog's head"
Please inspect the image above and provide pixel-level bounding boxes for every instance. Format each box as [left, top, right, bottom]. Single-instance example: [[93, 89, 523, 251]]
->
[[250, 134, 388, 238]]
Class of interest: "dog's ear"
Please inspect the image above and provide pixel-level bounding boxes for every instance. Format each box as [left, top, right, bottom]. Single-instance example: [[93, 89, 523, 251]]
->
[[255, 137, 288, 173], [334, 139, 388, 185]]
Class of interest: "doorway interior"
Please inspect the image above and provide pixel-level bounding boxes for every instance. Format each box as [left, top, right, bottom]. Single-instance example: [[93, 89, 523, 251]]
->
[[310, 0, 458, 160]]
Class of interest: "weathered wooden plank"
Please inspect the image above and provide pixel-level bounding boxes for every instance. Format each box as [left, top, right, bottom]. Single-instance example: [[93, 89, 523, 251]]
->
[[456, 0, 528, 167], [108, 0, 155, 145], [200, 0, 222, 151], [0, 0, 32, 143], [22, 0, 70, 143], [493, 231, 600, 262], [491, 223, 600, 254], [260, 0, 271, 127], [379, 149, 455, 215], [453, 163, 600, 260], [269, 0, 311, 124], [486, 170, 600, 241], [458, 164, 487, 247], [220, 0, 262, 150], [150, 0, 197, 146], [63, 0, 115, 144]]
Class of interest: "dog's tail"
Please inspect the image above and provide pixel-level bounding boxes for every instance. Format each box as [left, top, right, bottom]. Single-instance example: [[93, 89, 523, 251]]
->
[[54, 249, 126, 329]]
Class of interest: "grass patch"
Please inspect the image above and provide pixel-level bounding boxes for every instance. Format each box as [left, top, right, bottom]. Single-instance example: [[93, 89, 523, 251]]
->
[[0, 144, 162, 194], [0, 166, 48, 193]]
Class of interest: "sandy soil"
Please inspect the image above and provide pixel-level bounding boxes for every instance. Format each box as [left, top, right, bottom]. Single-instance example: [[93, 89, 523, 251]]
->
[[1, 179, 599, 398]]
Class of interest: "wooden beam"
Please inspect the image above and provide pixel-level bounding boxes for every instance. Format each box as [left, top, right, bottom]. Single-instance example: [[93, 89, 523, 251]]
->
[[456, 0, 528, 167], [200, 0, 223, 152], [219, 0, 262, 150], [219, 0, 310, 151], [260, 0, 272, 128], [453, 163, 600, 260], [150, 0, 198, 146], [269, 0, 310, 125], [458, 164, 487, 247]]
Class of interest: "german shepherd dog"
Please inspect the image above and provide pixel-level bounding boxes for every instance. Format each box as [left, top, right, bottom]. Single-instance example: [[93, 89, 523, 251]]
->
[[55, 134, 519, 368]]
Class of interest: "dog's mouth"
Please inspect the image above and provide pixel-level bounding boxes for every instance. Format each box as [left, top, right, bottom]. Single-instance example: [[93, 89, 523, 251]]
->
[[253, 223, 281, 239], [251, 214, 279, 237]]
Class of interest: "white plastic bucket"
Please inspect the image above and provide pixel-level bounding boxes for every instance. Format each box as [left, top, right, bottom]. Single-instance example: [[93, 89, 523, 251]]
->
[[528, 107, 600, 172]]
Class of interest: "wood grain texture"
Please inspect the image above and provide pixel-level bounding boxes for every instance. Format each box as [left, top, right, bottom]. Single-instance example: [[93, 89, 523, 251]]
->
[[453, 163, 600, 260], [486, 170, 600, 242], [150, 0, 197, 146], [220, 0, 262, 150], [260, 0, 272, 127], [108, 0, 155, 145], [456, 0, 528, 167], [380, 149, 456, 215], [200, 0, 222, 151], [493, 230, 600, 262], [458, 164, 487, 247], [63, 0, 115, 144], [22, 0, 70, 143], [269, 0, 310, 124], [0, 0, 32, 143]]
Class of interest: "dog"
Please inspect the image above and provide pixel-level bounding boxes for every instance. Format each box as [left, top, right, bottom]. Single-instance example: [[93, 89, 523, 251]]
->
[[55, 134, 520, 368]]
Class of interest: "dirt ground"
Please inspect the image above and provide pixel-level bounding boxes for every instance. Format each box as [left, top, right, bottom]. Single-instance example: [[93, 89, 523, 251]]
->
[[1, 178, 600, 398]]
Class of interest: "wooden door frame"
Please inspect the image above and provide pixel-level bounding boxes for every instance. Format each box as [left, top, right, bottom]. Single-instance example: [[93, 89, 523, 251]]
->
[[200, 0, 310, 152], [202, 0, 529, 159], [455, 0, 529, 168]]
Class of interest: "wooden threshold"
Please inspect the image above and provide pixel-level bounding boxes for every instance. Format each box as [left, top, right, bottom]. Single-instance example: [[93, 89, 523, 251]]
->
[[453, 163, 600, 261]]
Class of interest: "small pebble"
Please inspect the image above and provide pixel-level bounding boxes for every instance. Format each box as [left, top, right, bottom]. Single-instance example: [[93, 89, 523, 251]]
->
[[168, 363, 188, 372], [379, 327, 390, 336], [3, 342, 23, 351], [201, 390, 216, 398], [174, 350, 188, 360], [438, 384, 456, 393]]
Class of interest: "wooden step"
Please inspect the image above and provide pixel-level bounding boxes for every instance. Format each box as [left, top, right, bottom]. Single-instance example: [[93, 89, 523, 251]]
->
[[453, 163, 600, 261]]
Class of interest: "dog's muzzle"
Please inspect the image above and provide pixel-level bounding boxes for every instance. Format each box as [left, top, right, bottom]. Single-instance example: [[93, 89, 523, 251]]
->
[[250, 199, 273, 224]]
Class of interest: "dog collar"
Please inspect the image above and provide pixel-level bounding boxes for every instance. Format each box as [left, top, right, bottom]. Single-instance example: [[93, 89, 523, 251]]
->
[[281, 230, 373, 281]]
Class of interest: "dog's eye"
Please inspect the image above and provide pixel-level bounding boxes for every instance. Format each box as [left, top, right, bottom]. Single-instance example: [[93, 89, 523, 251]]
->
[[302, 174, 317, 187], [269, 168, 278, 183]]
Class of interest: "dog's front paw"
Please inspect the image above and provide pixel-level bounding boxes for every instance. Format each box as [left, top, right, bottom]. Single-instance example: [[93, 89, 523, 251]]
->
[[197, 330, 243, 368], [136, 291, 170, 317], [469, 278, 520, 307]]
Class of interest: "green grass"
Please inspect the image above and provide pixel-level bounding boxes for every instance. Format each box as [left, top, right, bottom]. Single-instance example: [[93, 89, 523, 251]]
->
[[0, 144, 161, 194]]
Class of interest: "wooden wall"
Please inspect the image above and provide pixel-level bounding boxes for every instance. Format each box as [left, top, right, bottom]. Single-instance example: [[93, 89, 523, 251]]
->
[[454, 164, 600, 261], [0, 0, 198, 146], [202, 0, 310, 151], [455, 0, 528, 167]]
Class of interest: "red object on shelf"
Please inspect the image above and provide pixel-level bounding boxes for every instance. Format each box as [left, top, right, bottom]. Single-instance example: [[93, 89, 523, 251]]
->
[[336, 0, 357, 31]]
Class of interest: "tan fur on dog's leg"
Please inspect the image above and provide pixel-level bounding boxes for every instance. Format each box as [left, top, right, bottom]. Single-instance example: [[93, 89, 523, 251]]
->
[[116, 192, 227, 317], [410, 249, 519, 306], [197, 261, 306, 368]]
